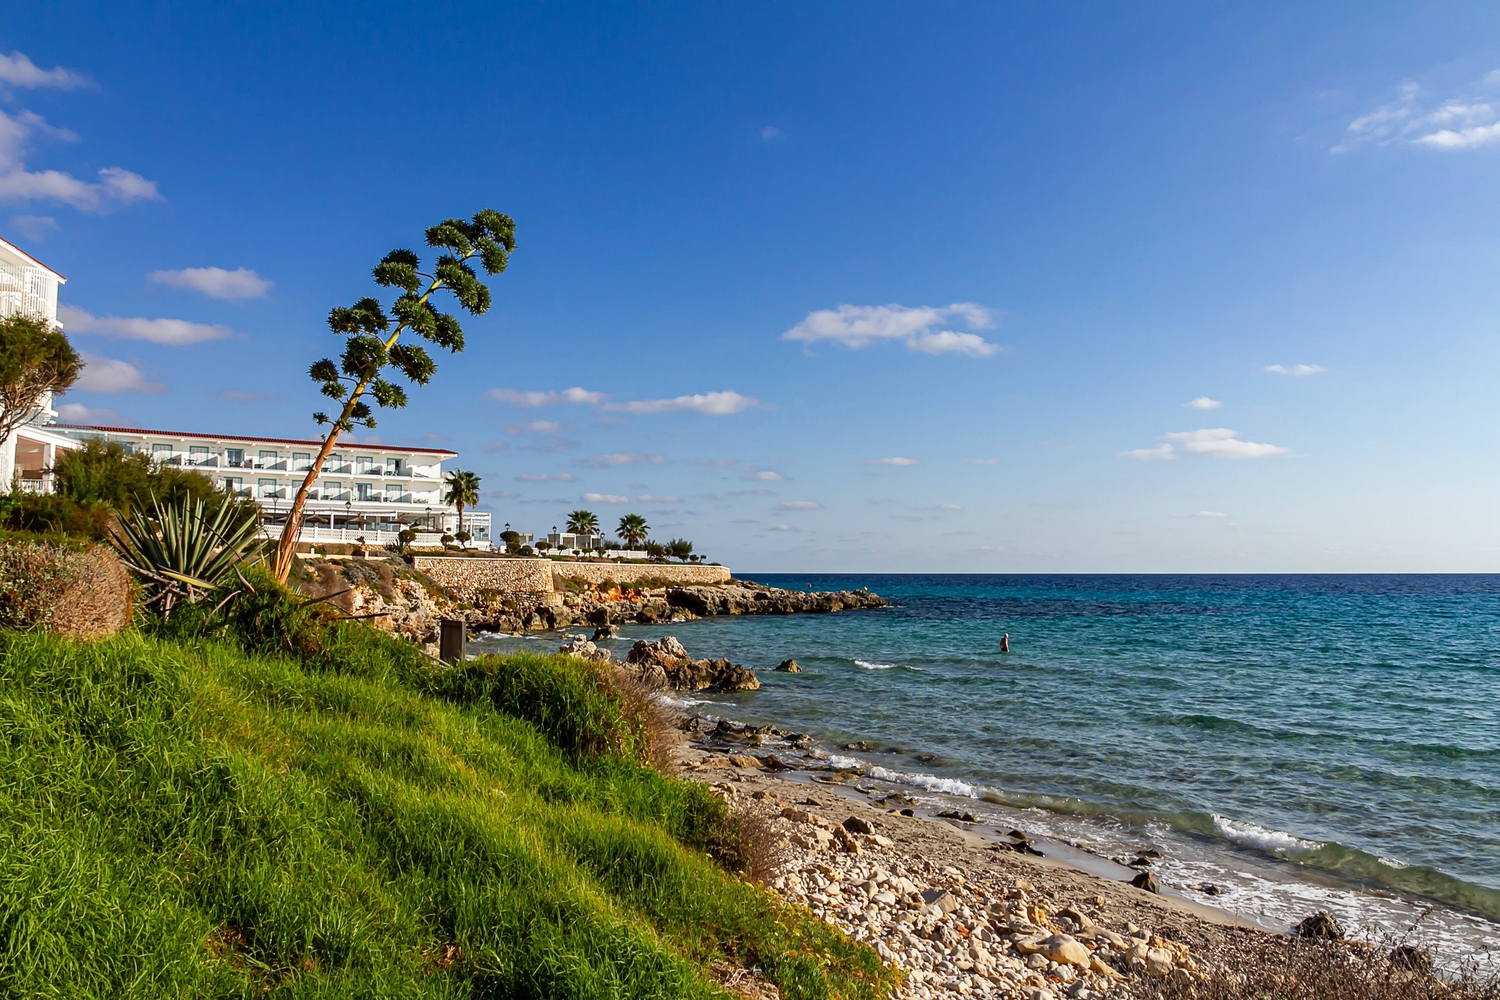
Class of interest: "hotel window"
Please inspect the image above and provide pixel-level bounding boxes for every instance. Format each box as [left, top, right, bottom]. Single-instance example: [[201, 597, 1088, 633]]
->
[[189, 445, 210, 464], [152, 443, 173, 460], [259, 450, 278, 467], [357, 482, 376, 501], [226, 448, 244, 467], [258, 478, 278, 498], [323, 453, 343, 472], [293, 452, 312, 471], [386, 457, 403, 475], [223, 477, 244, 495], [324, 481, 345, 500], [356, 455, 375, 474], [385, 483, 402, 501]]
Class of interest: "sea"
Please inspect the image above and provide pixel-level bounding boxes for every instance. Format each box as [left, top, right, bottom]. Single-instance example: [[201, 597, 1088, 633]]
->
[[470, 573, 1500, 969]]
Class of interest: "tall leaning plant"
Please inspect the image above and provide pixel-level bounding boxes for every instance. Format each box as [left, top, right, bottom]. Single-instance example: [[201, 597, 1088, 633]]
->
[[272, 210, 516, 583]]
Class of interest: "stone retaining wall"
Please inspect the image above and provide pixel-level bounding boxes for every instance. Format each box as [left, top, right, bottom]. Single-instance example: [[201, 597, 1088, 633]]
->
[[410, 557, 732, 593], [411, 557, 555, 593], [551, 562, 732, 587]]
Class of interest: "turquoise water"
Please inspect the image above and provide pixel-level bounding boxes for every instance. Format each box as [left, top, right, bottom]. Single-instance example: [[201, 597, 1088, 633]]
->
[[474, 574, 1500, 962]]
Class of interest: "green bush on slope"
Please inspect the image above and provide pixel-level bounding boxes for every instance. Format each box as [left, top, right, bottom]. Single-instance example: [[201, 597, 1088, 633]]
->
[[0, 624, 895, 999]]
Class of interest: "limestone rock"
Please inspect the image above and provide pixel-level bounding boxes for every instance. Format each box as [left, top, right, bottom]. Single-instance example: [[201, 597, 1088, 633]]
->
[[842, 815, 874, 835], [1038, 934, 1092, 967], [624, 637, 759, 691], [559, 636, 612, 663], [776, 658, 803, 672], [1295, 912, 1344, 941], [1129, 871, 1160, 893]]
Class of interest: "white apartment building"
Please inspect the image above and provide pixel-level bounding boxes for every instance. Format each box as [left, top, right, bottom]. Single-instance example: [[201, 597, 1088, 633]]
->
[[0, 236, 80, 492], [52, 424, 491, 547]]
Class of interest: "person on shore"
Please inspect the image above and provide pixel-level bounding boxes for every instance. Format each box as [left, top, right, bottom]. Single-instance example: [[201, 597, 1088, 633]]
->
[[1000, 633, 1010, 653]]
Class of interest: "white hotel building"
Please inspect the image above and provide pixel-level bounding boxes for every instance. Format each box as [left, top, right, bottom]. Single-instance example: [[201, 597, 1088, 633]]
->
[[0, 237, 489, 548]]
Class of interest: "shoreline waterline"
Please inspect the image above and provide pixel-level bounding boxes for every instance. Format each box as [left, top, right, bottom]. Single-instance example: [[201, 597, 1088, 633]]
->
[[470, 571, 1500, 967]]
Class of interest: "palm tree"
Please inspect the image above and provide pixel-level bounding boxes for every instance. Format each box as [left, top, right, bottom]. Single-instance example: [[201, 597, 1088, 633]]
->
[[617, 513, 649, 550], [566, 509, 599, 535], [443, 468, 481, 536]]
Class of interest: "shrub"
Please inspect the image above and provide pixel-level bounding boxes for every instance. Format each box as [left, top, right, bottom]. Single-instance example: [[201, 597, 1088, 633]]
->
[[0, 539, 132, 638]]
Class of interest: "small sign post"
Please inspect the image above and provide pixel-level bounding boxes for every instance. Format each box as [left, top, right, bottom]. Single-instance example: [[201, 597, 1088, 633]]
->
[[439, 619, 466, 664]]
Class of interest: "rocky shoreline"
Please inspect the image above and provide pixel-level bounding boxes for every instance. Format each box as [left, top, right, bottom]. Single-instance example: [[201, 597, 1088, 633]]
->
[[303, 557, 889, 646], [674, 714, 1448, 1000]]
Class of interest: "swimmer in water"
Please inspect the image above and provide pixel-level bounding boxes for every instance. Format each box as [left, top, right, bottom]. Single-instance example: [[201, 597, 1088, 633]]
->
[[1000, 633, 1010, 653]]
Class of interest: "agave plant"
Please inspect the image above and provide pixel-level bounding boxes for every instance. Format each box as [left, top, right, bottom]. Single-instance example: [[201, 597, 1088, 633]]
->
[[109, 495, 262, 616]]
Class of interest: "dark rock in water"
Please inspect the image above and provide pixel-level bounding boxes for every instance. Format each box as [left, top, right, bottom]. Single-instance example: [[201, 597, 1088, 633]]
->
[[1200, 883, 1226, 896], [1388, 945, 1432, 973], [591, 624, 619, 641], [624, 636, 760, 692], [843, 816, 874, 835], [1296, 912, 1344, 941], [845, 741, 870, 751], [1138, 848, 1163, 858], [915, 753, 937, 763], [761, 754, 791, 771], [1129, 871, 1160, 893], [1127, 857, 1153, 868], [665, 584, 890, 617], [776, 658, 803, 672], [900, 808, 915, 816]]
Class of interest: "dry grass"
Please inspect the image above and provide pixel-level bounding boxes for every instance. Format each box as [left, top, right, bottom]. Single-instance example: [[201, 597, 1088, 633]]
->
[[0, 539, 131, 639], [1144, 936, 1499, 1000]]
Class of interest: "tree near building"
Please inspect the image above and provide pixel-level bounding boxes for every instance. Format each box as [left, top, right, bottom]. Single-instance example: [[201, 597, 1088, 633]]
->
[[565, 509, 598, 535], [616, 513, 649, 550], [0, 314, 80, 457], [443, 468, 480, 534], [271, 209, 516, 583], [665, 538, 693, 562]]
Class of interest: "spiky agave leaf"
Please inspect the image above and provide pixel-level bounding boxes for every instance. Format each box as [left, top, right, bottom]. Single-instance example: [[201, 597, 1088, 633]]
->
[[110, 495, 262, 616]]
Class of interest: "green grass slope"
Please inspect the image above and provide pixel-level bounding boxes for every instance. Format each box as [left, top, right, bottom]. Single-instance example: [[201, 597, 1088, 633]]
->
[[0, 626, 895, 999]]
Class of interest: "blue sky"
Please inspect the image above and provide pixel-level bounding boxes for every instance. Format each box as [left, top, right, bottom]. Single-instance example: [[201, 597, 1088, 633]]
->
[[5, 3, 1500, 571]]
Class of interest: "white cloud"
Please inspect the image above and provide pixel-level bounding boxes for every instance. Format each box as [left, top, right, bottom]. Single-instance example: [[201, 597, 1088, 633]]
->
[[1165, 428, 1290, 459], [637, 495, 680, 503], [1195, 510, 1227, 518], [772, 523, 792, 531], [487, 386, 606, 406], [1265, 363, 1325, 376], [782, 302, 998, 356], [74, 353, 164, 394], [608, 390, 757, 415], [583, 452, 664, 467], [489, 490, 520, 499], [1184, 396, 1223, 409], [906, 330, 999, 357], [868, 456, 918, 466], [582, 492, 630, 504], [779, 500, 823, 510], [515, 473, 576, 482], [1336, 73, 1500, 152], [149, 266, 271, 300], [9, 214, 57, 240], [54, 402, 127, 424], [1120, 444, 1176, 461], [0, 104, 160, 211], [0, 52, 91, 90], [936, 503, 961, 511], [761, 125, 784, 140], [59, 304, 233, 345], [743, 469, 785, 481], [508, 420, 562, 433]]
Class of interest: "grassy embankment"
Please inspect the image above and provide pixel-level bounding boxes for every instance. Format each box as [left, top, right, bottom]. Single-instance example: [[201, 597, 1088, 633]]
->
[[0, 610, 894, 998]]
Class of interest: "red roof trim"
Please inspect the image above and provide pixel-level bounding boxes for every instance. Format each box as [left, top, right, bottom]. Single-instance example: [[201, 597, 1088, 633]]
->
[[0, 236, 67, 282], [52, 423, 458, 457]]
